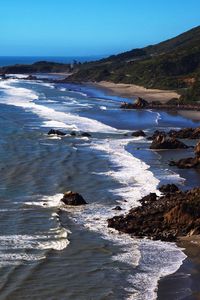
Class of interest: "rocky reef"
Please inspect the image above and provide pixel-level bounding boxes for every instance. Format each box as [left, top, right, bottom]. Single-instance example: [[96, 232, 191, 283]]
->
[[108, 185, 200, 241]]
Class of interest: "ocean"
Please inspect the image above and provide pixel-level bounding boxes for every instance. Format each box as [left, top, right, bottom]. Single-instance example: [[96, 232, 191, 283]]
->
[[0, 56, 105, 67], [0, 74, 199, 299]]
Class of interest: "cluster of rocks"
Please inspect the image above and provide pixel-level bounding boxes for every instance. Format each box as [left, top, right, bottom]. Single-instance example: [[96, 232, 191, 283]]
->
[[47, 129, 91, 138], [108, 185, 200, 241], [121, 97, 149, 109], [168, 127, 200, 139], [170, 140, 200, 169], [149, 132, 189, 150], [120, 97, 200, 111]]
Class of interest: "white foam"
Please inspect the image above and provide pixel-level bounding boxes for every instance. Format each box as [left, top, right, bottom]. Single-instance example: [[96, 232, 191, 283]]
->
[[8, 74, 27, 79], [100, 105, 107, 110], [59, 88, 67, 92], [90, 138, 159, 207], [42, 120, 77, 130], [64, 137, 186, 299], [148, 109, 162, 125], [0, 79, 117, 133], [0, 79, 186, 297]]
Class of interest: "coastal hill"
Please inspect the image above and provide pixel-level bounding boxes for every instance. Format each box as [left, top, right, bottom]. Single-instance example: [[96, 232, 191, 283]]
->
[[1, 26, 200, 103], [66, 26, 200, 103], [0, 61, 72, 74]]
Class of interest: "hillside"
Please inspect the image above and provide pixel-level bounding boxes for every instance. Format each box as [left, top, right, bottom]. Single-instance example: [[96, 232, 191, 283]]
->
[[67, 26, 200, 103], [0, 61, 71, 74]]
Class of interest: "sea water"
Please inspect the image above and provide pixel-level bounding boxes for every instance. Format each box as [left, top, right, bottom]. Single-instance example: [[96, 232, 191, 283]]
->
[[0, 76, 199, 299]]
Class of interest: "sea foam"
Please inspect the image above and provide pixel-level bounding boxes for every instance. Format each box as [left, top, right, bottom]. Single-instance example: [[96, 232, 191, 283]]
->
[[0, 79, 117, 133]]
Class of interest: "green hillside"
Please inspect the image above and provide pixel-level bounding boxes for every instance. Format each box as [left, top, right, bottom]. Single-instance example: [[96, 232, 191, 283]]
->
[[67, 26, 200, 103]]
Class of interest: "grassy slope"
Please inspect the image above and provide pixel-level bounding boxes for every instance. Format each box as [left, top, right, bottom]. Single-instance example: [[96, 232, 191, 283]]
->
[[67, 26, 200, 103]]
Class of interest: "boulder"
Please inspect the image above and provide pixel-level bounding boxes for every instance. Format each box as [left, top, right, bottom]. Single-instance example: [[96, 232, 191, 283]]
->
[[159, 184, 179, 194], [150, 134, 188, 150], [113, 206, 122, 211], [61, 191, 87, 206], [120, 97, 149, 109], [26, 75, 37, 80], [81, 132, 92, 137], [134, 97, 149, 108], [139, 193, 157, 205], [131, 130, 146, 137], [48, 129, 66, 136], [147, 130, 166, 140], [70, 131, 77, 136]]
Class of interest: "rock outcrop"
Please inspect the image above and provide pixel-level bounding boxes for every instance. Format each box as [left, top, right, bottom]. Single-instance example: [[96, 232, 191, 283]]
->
[[159, 184, 179, 194], [168, 127, 200, 139], [81, 132, 92, 137], [169, 140, 200, 168], [121, 97, 149, 109], [150, 134, 189, 149], [48, 129, 66, 136], [61, 191, 87, 206], [131, 130, 146, 137], [108, 187, 200, 241], [26, 75, 38, 80]]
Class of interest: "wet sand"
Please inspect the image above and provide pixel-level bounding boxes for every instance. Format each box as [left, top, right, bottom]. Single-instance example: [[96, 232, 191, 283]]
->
[[95, 81, 180, 103], [158, 236, 200, 300], [178, 111, 200, 122]]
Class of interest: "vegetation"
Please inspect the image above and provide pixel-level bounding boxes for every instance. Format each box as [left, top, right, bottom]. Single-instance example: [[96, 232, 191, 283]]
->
[[0, 61, 72, 74], [67, 26, 200, 103]]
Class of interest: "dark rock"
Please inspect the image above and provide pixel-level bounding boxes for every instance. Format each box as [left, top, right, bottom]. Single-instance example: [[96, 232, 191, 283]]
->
[[113, 206, 122, 211], [26, 75, 37, 80], [131, 130, 146, 137], [48, 129, 66, 136], [61, 191, 87, 206], [150, 134, 188, 149], [120, 97, 149, 109], [147, 130, 166, 140], [170, 156, 200, 169], [81, 132, 92, 137], [0, 74, 8, 80], [108, 187, 200, 241], [134, 97, 149, 108], [70, 131, 77, 136], [169, 140, 200, 169], [168, 127, 200, 139], [159, 184, 179, 194], [139, 193, 157, 205]]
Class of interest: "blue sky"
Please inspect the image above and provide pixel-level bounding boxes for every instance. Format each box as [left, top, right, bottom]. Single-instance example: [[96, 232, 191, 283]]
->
[[0, 0, 200, 56]]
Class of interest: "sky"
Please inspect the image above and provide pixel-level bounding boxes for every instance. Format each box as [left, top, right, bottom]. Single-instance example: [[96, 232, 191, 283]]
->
[[0, 0, 200, 57]]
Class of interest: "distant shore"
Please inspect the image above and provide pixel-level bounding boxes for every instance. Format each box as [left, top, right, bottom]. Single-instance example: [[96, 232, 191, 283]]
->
[[94, 81, 180, 103]]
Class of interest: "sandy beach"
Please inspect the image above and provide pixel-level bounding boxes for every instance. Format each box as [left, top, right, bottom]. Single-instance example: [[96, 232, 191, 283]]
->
[[95, 81, 180, 103], [178, 111, 200, 121]]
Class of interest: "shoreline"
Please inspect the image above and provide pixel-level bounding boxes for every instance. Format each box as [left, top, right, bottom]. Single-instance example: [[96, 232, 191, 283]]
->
[[3, 76, 200, 298], [91, 81, 200, 120], [94, 81, 180, 103], [158, 236, 200, 299]]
